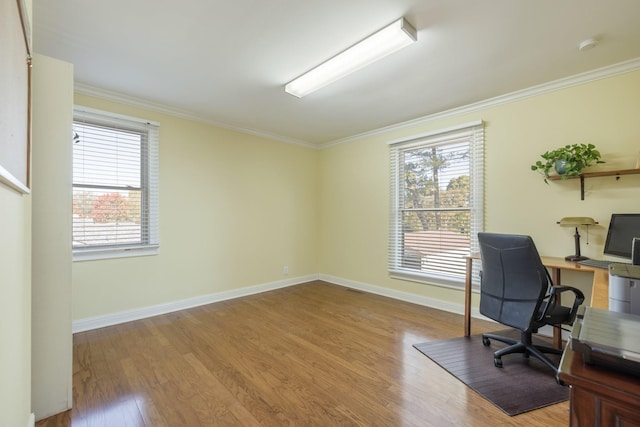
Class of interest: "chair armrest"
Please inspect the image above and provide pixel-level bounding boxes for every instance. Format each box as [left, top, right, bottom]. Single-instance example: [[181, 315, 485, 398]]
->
[[539, 285, 586, 325]]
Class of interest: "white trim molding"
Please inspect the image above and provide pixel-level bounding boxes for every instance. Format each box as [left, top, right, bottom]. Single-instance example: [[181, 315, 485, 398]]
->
[[0, 164, 30, 194], [320, 274, 475, 317], [317, 276, 563, 336], [72, 273, 552, 334], [72, 274, 319, 333], [75, 58, 640, 150], [322, 57, 640, 148], [74, 83, 317, 150]]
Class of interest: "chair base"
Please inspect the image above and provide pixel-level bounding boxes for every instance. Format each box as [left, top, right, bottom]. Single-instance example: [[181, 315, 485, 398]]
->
[[482, 330, 562, 376]]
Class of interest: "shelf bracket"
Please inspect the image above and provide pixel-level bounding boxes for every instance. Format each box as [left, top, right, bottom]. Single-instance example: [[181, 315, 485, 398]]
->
[[546, 168, 640, 200]]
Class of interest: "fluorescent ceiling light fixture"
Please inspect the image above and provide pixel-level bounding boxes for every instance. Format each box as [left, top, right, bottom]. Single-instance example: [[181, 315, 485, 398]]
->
[[285, 17, 417, 98]]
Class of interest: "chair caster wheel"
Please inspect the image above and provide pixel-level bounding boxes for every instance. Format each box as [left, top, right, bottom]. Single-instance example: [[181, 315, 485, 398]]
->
[[482, 336, 490, 346], [494, 357, 503, 368]]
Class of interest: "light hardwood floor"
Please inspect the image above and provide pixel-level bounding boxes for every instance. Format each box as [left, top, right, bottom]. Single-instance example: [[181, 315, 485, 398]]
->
[[36, 281, 569, 426]]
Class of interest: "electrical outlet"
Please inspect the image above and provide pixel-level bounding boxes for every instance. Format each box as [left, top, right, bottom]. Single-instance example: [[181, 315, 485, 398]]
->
[[283, 265, 289, 275]]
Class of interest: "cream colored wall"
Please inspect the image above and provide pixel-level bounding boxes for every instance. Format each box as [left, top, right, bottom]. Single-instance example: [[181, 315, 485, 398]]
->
[[319, 70, 640, 307], [31, 54, 73, 420], [72, 94, 319, 320], [0, 1, 33, 425], [0, 187, 32, 427], [69, 69, 640, 321]]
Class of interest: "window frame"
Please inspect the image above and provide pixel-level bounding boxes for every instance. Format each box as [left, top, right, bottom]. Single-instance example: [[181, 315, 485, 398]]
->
[[388, 121, 484, 288], [72, 106, 160, 262]]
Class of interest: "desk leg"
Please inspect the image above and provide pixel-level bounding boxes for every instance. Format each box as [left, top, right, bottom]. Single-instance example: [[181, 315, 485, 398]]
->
[[551, 268, 562, 349], [464, 257, 472, 337]]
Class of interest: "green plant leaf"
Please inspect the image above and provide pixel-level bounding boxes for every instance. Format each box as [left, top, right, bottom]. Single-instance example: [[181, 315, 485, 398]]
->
[[530, 143, 604, 182]]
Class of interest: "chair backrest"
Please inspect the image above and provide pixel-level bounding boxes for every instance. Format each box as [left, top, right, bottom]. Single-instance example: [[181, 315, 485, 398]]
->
[[477, 232, 548, 332]]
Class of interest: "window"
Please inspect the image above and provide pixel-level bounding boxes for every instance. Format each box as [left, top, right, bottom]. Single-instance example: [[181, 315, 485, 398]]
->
[[389, 121, 484, 287], [72, 107, 159, 261]]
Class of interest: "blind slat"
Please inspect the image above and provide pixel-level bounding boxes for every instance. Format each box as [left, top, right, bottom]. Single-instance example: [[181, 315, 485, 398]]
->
[[72, 107, 159, 251], [389, 122, 484, 288]]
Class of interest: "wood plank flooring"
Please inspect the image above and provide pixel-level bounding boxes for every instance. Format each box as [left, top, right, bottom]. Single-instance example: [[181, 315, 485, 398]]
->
[[36, 281, 569, 426]]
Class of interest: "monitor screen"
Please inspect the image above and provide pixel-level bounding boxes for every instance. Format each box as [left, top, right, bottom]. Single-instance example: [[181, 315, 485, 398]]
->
[[604, 214, 640, 259]]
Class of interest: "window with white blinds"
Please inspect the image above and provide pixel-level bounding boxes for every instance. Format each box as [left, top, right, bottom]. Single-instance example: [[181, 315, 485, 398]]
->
[[389, 121, 484, 287], [72, 107, 159, 261]]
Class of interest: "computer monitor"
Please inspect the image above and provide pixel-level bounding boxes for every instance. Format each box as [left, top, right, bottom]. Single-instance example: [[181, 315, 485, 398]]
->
[[604, 214, 640, 259]]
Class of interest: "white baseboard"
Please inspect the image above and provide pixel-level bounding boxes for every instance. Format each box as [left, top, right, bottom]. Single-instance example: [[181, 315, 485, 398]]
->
[[72, 273, 503, 333], [28, 413, 35, 427], [316, 276, 572, 338], [319, 274, 461, 313], [319, 274, 491, 321], [72, 274, 319, 333]]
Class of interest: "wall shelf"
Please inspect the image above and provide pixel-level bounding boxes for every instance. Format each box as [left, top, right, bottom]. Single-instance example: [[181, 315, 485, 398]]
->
[[547, 168, 640, 200]]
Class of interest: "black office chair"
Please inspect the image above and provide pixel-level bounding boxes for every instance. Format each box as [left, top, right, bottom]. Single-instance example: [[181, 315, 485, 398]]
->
[[477, 232, 585, 377]]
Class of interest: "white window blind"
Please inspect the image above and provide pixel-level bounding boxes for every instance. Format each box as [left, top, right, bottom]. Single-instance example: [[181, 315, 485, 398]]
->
[[72, 107, 159, 260], [389, 121, 484, 288]]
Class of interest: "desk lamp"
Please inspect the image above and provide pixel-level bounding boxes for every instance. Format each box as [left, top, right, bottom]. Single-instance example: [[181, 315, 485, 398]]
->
[[557, 217, 598, 261]]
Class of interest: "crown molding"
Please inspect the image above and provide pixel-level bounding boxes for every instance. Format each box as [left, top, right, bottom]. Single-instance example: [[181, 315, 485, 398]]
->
[[320, 57, 640, 149], [73, 83, 319, 150], [75, 57, 640, 151]]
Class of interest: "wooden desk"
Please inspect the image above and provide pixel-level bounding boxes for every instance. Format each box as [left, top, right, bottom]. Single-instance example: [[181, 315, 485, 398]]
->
[[464, 255, 609, 347], [558, 343, 640, 426]]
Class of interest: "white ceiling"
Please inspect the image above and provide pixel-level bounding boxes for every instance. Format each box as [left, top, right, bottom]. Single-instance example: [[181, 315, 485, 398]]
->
[[33, 0, 640, 147]]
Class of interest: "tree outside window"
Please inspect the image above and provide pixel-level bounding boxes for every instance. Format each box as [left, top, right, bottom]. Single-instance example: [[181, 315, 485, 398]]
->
[[72, 107, 159, 260], [389, 123, 484, 286]]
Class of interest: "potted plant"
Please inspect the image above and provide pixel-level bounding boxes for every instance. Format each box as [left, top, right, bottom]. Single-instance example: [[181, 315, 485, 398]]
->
[[531, 143, 604, 183]]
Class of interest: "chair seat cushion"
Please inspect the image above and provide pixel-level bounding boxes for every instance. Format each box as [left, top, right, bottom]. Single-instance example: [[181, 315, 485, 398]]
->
[[539, 304, 571, 325]]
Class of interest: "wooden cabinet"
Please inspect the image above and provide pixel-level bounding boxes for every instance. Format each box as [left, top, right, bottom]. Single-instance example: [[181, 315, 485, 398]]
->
[[559, 344, 640, 427], [601, 398, 639, 426]]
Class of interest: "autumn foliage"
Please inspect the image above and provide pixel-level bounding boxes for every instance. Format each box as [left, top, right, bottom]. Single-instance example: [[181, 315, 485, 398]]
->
[[90, 193, 133, 223]]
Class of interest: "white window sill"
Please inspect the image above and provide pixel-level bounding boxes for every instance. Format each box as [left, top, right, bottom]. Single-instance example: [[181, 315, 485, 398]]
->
[[389, 269, 466, 290], [73, 245, 159, 262]]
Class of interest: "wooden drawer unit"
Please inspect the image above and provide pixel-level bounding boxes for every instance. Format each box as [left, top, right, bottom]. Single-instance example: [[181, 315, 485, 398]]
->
[[559, 345, 640, 427]]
